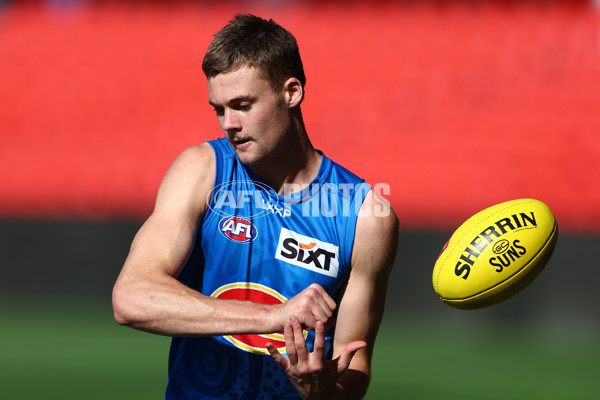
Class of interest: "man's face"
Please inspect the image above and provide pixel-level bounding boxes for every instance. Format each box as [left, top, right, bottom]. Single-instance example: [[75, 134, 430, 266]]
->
[[207, 65, 291, 166]]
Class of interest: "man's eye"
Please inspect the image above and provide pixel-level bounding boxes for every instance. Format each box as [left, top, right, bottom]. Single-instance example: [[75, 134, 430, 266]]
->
[[213, 107, 224, 116], [237, 103, 251, 112]]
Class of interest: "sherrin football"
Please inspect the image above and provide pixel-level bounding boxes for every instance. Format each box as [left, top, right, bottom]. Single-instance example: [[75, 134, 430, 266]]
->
[[432, 199, 558, 310]]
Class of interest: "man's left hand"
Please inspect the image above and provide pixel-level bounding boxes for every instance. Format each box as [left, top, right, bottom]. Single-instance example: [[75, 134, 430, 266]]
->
[[266, 316, 366, 400]]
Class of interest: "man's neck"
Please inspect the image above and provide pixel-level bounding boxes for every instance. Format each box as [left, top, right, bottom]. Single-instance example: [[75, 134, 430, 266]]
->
[[250, 129, 322, 195]]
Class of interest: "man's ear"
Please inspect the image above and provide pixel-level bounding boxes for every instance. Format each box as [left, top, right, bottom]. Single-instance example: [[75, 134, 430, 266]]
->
[[283, 77, 304, 108]]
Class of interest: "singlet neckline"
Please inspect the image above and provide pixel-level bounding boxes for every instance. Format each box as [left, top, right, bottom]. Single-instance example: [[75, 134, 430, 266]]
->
[[239, 148, 333, 204]]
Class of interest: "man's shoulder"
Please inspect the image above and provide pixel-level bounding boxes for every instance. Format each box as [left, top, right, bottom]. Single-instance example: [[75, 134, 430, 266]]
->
[[174, 143, 216, 169], [163, 143, 217, 191], [150, 143, 217, 222]]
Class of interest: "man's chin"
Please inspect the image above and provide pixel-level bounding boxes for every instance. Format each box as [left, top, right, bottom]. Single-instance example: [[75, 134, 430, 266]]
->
[[234, 151, 259, 166], [232, 144, 273, 168]]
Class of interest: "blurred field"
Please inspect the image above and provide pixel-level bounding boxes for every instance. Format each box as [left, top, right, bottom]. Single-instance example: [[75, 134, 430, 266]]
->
[[0, 302, 168, 399], [370, 320, 600, 400], [1, 303, 598, 400]]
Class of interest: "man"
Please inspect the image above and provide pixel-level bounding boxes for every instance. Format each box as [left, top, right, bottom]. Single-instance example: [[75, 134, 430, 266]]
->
[[112, 14, 398, 400]]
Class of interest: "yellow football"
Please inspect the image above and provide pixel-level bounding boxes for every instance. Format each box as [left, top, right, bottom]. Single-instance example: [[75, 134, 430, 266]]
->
[[432, 199, 558, 309]]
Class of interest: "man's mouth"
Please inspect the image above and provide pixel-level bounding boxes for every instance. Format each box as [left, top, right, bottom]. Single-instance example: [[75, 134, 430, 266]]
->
[[233, 137, 251, 147]]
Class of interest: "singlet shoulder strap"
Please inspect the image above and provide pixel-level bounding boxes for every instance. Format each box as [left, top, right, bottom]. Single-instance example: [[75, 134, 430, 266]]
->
[[207, 137, 235, 181], [342, 181, 371, 267], [205, 138, 236, 214]]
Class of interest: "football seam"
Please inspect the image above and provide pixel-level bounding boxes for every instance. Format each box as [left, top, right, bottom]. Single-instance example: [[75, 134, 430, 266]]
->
[[433, 198, 542, 292]]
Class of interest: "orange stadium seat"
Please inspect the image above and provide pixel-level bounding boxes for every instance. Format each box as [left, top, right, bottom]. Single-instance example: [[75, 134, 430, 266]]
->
[[0, 0, 598, 232]]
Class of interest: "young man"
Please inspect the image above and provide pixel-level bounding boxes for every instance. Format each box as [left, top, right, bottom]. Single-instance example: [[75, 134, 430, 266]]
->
[[112, 14, 398, 400]]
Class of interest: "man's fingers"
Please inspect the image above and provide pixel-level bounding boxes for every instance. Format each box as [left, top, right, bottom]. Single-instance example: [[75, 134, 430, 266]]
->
[[272, 315, 366, 393], [304, 285, 336, 329], [312, 320, 326, 360], [291, 316, 309, 362], [266, 342, 289, 369], [281, 284, 338, 330], [335, 341, 367, 373], [314, 301, 334, 326], [310, 284, 336, 321], [283, 322, 298, 366], [310, 283, 337, 311]]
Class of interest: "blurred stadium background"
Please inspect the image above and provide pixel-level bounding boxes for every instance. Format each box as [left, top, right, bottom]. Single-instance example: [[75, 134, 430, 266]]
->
[[1, 0, 599, 398]]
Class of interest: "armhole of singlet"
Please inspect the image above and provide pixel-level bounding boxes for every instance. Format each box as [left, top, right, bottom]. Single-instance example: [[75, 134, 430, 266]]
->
[[344, 181, 371, 269], [205, 139, 226, 217], [176, 141, 225, 285]]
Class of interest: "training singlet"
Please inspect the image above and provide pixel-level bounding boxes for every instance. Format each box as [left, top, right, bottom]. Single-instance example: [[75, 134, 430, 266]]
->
[[165, 138, 370, 400]]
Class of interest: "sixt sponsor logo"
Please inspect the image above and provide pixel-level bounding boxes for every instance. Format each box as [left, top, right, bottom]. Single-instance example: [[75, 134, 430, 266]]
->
[[275, 228, 339, 278], [218, 216, 257, 243], [455, 212, 537, 280]]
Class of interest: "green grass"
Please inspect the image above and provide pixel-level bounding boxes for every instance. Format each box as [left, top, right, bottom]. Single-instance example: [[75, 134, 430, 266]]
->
[[1, 303, 598, 399], [367, 320, 600, 400], [0, 303, 169, 399]]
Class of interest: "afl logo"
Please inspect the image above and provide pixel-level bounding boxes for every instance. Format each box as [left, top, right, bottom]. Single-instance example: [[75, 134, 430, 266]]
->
[[211, 283, 305, 354], [218, 216, 257, 243]]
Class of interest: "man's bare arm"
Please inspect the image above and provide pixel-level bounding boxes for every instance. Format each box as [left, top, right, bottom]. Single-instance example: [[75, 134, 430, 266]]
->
[[112, 144, 337, 337], [332, 189, 399, 399], [267, 189, 399, 400]]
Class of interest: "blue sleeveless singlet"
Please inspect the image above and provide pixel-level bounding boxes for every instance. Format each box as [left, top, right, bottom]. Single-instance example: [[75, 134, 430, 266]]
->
[[165, 138, 369, 400]]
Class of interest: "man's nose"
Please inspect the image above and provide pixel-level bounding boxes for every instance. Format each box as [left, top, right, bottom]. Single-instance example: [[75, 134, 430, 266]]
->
[[221, 109, 241, 133]]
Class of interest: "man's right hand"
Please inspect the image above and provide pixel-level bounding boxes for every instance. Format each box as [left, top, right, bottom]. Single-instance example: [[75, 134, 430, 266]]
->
[[275, 283, 337, 330]]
